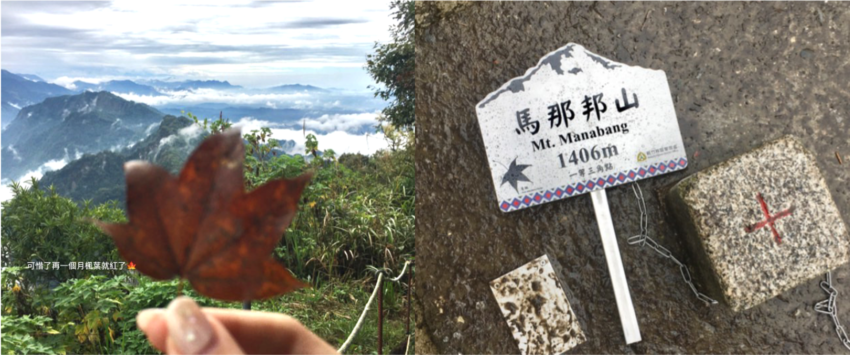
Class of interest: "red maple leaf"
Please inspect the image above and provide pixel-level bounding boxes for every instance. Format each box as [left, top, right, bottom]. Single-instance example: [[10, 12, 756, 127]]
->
[[95, 129, 311, 301]]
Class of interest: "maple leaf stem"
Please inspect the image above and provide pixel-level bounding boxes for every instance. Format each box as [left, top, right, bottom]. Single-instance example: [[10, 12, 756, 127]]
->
[[177, 279, 184, 297]]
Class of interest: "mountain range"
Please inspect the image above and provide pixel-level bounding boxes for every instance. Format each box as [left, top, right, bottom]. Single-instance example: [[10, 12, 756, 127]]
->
[[139, 79, 243, 91], [0, 69, 382, 134], [39, 115, 204, 205], [39, 114, 296, 207], [17, 73, 46, 82], [0, 69, 380, 205], [71, 80, 164, 97], [1, 70, 73, 129], [1, 88, 299, 206], [266, 84, 327, 93], [1, 91, 164, 180]]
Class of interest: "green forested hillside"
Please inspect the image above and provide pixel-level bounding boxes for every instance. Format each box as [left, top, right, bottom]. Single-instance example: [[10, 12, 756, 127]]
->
[[39, 115, 204, 206]]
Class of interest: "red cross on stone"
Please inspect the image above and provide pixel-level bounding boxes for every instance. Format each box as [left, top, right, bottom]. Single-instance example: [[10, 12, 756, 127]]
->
[[744, 193, 794, 244]]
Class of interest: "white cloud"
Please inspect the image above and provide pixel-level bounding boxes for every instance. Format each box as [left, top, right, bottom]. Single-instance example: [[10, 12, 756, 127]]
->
[[4, 1, 394, 90], [152, 124, 204, 161], [233, 117, 388, 155], [115, 88, 312, 107], [6, 145, 23, 162], [0, 183, 17, 204], [144, 122, 160, 135], [158, 124, 203, 149], [54, 75, 124, 90], [0, 155, 71, 203], [301, 113, 380, 133]]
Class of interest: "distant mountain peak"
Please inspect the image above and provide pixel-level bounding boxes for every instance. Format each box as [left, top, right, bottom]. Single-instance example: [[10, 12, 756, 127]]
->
[[1, 69, 74, 128], [13, 72, 46, 83], [71, 80, 164, 96], [174, 79, 242, 91], [268, 83, 327, 92]]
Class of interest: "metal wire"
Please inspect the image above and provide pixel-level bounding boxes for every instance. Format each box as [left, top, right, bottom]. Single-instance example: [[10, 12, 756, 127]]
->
[[627, 183, 718, 305], [815, 270, 850, 351]]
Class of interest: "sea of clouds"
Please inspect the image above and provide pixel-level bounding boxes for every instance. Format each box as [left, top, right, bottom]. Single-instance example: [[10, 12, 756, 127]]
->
[[0, 115, 390, 203], [1, 78, 391, 203], [117, 89, 316, 108], [233, 117, 389, 156], [0, 156, 71, 203]]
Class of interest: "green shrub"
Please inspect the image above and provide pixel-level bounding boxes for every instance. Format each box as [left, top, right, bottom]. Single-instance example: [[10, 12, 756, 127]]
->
[[1, 180, 125, 289], [50, 276, 128, 352], [1, 315, 65, 355]]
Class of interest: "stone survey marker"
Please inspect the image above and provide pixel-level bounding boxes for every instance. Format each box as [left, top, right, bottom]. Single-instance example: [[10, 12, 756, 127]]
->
[[490, 255, 586, 355], [667, 136, 850, 312]]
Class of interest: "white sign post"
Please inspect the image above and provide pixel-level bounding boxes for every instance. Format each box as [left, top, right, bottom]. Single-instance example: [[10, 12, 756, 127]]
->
[[476, 43, 689, 344]]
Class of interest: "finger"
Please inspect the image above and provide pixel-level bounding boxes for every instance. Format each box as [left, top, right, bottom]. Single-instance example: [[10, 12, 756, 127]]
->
[[137, 309, 168, 353], [202, 308, 338, 354], [164, 296, 246, 355]]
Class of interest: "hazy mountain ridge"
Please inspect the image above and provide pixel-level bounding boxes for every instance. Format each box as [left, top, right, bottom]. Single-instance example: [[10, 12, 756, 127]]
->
[[72, 80, 164, 96], [39, 115, 202, 205], [39, 114, 298, 206], [139, 79, 243, 91], [1, 70, 73, 128], [69, 79, 246, 95], [266, 83, 328, 93], [1, 91, 164, 181], [17, 73, 46, 82]]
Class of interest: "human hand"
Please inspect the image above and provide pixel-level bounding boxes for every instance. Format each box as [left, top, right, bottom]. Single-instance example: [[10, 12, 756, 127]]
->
[[137, 296, 338, 354]]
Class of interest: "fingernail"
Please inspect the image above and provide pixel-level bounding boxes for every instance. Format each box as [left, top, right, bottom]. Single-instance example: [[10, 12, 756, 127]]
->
[[167, 296, 216, 354], [136, 309, 163, 331]]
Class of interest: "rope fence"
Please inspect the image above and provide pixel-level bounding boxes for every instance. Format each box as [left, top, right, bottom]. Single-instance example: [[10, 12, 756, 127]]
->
[[337, 260, 414, 354]]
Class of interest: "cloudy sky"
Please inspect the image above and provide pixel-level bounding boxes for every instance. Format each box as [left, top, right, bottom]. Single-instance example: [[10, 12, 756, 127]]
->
[[1, 0, 393, 90]]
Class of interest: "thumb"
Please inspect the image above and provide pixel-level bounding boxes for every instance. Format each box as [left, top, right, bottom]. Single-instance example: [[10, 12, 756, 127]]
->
[[164, 296, 245, 355]]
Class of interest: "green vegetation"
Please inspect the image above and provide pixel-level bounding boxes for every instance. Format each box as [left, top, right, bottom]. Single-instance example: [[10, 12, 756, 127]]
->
[[366, 0, 414, 129], [1, 115, 415, 354], [5, 1, 417, 352]]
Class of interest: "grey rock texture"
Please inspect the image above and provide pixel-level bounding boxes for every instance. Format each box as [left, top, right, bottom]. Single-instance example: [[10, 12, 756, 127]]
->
[[490, 255, 586, 355], [667, 136, 849, 312], [415, 1, 850, 353]]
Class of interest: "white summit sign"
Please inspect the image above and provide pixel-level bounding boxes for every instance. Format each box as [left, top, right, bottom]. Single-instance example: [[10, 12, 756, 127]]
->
[[477, 43, 688, 345], [476, 43, 687, 212]]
